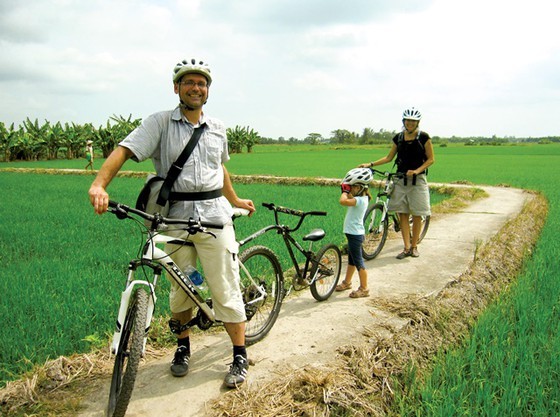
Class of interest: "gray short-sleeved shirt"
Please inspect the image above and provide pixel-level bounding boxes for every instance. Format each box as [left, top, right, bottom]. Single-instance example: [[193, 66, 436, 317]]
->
[[120, 107, 234, 224]]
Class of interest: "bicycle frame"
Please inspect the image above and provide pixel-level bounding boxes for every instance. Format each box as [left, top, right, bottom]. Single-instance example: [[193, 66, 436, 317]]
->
[[238, 204, 326, 283], [111, 231, 216, 355], [370, 170, 402, 230]]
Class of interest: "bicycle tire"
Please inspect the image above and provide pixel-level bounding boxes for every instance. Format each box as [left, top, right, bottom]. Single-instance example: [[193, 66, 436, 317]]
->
[[407, 215, 430, 243], [362, 203, 389, 260], [310, 243, 342, 301], [107, 288, 149, 417], [239, 245, 284, 345], [418, 215, 430, 243]]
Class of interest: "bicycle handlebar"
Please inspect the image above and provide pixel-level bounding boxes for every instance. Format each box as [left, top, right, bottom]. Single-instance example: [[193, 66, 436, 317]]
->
[[368, 168, 405, 180], [108, 200, 223, 231], [262, 202, 326, 217]]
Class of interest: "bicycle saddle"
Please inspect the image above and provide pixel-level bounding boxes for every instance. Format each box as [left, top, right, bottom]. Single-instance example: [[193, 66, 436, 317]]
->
[[303, 228, 325, 242]]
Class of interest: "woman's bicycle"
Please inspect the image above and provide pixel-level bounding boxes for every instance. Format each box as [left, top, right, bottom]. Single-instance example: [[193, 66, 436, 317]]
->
[[238, 202, 342, 302], [105, 201, 283, 417], [362, 169, 430, 260]]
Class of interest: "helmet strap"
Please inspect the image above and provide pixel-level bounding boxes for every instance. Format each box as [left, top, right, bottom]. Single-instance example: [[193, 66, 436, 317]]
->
[[179, 99, 195, 111]]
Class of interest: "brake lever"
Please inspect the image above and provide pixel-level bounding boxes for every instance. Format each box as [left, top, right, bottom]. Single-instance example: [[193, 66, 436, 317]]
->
[[185, 225, 217, 238], [109, 206, 129, 220], [205, 229, 217, 239]]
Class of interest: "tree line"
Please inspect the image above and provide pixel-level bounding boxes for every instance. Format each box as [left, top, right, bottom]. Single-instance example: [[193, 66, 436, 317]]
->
[[0, 117, 261, 162], [1, 116, 558, 163]]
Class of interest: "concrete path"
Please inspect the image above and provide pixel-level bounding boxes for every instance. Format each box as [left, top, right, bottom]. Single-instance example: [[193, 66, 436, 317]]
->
[[77, 185, 530, 417]]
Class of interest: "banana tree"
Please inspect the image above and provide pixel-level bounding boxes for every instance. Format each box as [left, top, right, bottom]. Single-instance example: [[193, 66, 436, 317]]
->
[[0, 122, 18, 162], [226, 125, 245, 154], [45, 122, 65, 159], [245, 126, 259, 153], [21, 118, 50, 160]]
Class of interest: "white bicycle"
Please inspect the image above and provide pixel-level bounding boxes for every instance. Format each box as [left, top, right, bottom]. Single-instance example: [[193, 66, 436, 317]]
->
[[105, 201, 283, 417], [362, 169, 430, 260]]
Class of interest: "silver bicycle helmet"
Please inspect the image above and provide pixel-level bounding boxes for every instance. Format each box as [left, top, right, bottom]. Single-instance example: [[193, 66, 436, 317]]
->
[[342, 168, 373, 185], [402, 107, 422, 120], [173, 58, 212, 85]]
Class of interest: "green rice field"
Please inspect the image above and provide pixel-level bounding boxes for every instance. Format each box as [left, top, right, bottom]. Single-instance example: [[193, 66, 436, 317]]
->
[[1, 142, 559, 416]]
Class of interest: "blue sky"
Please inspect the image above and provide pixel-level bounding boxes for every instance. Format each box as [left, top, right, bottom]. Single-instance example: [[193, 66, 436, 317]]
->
[[1, 0, 559, 139]]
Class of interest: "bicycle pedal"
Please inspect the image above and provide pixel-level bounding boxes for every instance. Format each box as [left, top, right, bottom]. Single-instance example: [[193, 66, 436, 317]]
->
[[292, 277, 308, 291]]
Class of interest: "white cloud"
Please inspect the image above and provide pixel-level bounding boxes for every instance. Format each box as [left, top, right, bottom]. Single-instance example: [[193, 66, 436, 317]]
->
[[1, 0, 559, 138]]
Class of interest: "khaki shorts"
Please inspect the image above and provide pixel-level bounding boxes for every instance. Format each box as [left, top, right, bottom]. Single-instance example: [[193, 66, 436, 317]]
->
[[388, 174, 431, 217], [165, 223, 246, 323]]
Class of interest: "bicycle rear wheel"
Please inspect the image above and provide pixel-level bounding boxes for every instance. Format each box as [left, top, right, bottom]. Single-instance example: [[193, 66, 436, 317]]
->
[[239, 245, 284, 345], [310, 243, 342, 301], [107, 288, 148, 417], [362, 203, 389, 260]]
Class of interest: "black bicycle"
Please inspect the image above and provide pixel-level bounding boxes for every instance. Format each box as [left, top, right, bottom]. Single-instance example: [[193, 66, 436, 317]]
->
[[362, 169, 430, 260], [238, 202, 342, 302]]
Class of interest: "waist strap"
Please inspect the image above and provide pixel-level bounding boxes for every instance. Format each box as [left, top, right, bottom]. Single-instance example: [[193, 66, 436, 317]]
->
[[169, 189, 222, 201], [401, 172, 425, 186]]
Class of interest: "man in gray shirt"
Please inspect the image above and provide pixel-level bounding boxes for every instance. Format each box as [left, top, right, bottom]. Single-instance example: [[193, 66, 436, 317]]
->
[[88, 57, 255, 388]]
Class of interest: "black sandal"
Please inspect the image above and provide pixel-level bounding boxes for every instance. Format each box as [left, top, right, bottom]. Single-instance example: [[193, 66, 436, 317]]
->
[[396, 248, 411, 260]]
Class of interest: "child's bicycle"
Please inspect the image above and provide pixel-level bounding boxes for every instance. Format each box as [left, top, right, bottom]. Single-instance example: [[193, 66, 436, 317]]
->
[[362, 169, 430, 260], [105, 201, 283, 417], [238, 202, 342, 301]]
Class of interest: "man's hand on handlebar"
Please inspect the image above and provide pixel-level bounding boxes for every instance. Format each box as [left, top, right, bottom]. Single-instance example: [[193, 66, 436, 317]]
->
[[88, 184, 110, 215], [235, 198, 256, 217]]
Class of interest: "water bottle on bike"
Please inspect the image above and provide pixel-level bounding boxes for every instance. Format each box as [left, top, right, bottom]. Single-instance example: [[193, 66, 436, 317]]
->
[[184, 265, 207, 291]]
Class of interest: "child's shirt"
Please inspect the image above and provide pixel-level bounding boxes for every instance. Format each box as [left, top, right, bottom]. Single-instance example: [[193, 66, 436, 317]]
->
[[343, 195, 369, 235]]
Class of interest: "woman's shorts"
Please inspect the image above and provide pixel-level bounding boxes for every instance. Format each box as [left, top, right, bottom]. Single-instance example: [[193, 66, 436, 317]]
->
[[388, 174, 431, 216]]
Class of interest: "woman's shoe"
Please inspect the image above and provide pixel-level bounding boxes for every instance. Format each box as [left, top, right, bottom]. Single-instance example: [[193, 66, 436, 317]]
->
[[410, 247, 420, 257], [396, 248, 411, 260]]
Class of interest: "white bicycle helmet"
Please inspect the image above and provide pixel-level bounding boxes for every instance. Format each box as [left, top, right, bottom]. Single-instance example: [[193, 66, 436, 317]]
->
[[342, 168, 373, 185], [173, 58, 212, 85], [402, 107, 422, 121]]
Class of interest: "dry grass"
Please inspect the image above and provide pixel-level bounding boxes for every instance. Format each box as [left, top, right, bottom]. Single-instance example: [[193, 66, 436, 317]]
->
[[208, 191, 547, 416], [0, 352, 111, 416]]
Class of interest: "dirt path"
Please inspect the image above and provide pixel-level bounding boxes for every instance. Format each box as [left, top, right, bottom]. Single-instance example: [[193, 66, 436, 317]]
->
[[77, 185, 530, 417]]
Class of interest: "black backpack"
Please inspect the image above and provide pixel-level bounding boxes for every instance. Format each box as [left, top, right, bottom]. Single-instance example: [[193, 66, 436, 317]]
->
[[395, 131, 428, 176]]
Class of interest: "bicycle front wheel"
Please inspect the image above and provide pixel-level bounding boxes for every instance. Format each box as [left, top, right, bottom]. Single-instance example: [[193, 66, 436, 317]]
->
[[107, 288, 148, 417], [310, 243, 342, 301], [418, 215, 430, 243], [239, 245, 284, 345], [408, 215, 430, 243], [362, 203, 389, 260]]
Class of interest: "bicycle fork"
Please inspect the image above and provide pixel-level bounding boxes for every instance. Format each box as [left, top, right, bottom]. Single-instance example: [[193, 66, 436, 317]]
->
[[111, 263, 157, 355]]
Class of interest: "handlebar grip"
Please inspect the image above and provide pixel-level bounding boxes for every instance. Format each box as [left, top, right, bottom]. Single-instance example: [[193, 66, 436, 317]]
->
[[199, 221, 224, 230], [262, 202, 275, 210], [308, 211, 327, 216], [277, 206, 304, 217]]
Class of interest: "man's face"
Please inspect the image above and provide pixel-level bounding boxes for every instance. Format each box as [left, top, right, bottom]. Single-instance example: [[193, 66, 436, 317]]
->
[[174, 73, 209, 109]]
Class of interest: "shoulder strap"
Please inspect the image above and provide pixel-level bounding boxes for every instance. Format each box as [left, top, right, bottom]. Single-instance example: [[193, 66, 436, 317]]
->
[[156, 124, 206, 206], [416, 130, 424, 151]]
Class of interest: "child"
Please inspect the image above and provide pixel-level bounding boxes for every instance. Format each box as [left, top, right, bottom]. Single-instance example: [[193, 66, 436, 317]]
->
[[336, 168, 372, 298]]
